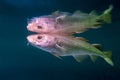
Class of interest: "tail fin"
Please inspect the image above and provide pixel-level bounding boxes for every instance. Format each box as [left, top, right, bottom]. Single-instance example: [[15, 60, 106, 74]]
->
[[99, 5, 113, 23], [90, 5, 113, 29], [103, 51, 114, 66]]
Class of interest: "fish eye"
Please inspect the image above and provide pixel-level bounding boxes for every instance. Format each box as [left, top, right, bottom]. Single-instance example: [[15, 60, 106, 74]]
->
[[37, 26, 42, 29], [37, 36, 42, 39]]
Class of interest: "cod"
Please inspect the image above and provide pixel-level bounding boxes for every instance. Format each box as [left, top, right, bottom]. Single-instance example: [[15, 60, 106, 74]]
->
[[27, 5, 114, 66]]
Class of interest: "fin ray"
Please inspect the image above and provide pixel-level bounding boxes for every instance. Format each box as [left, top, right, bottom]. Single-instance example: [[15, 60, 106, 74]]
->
[[90, 55, 98, 62], [103, 51, 114, 66], [76, 37, 89, 42], [92, 44, 102, 50], [51, 51, 62, 59], [73, 55, 87, 62]]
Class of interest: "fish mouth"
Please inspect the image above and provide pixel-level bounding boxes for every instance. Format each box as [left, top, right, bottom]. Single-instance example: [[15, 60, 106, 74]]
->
[[27, 27, 42, 45], [27, 35, 39, 46], [27, 27, 40, 34], [27, 30, 41, 38], [27, 41, 42, 49]]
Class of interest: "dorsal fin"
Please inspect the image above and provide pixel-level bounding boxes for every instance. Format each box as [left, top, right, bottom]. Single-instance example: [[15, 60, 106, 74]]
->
[[89, 10, 97, 15], [73, 10, 82, 15], [52, 11, 60, 17], [76, 37, 89, 42], [73, 10, 87, 17], [92, 44, 102, 50]]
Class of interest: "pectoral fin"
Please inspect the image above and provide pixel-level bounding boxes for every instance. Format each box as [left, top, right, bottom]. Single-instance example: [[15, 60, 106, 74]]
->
[[56, 15, 66, 24], [56, 41, 66, 51], [73, 55, 87, 62]]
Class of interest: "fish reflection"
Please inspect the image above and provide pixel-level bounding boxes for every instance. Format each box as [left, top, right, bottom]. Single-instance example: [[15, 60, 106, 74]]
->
[[27, 5, 114, 66]]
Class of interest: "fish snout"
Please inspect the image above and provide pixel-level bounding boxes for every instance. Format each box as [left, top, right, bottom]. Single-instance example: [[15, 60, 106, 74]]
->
[[27, 23, 34, 32], [27, 36, 33, 43]]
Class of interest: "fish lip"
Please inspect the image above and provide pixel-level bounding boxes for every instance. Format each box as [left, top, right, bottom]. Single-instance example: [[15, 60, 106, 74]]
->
[[27, 40, 43, 49], [27, 34, 37, 40], [27, 41, 39, 48], [27, 36, 30, 41], [27, 25, 30, 30], [27, 37, 38, 47]]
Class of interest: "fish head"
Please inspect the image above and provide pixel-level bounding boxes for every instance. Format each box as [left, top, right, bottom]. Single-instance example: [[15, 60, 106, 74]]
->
[[27, 16, 56, 33], [27, 34, 57, 51]]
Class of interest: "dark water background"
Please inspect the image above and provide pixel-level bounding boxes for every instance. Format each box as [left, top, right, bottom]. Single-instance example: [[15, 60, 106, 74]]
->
[[0, 0, 120, 80]]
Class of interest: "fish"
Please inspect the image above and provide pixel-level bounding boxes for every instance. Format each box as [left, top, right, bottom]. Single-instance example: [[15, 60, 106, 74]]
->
[[27, 5, 113, 34], [27, 34, 114, 66], [27, 5, 114, 66]]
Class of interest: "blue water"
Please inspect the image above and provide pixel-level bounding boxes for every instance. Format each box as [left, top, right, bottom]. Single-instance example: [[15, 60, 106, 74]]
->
[[0, 0, 120, 80]]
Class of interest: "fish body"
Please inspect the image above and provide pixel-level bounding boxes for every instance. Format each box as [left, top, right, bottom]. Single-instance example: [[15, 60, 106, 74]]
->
[[27, 5, 113, 34], [27, 34, 113, 66], [27, 34, 101, 55], [27, 5, 114, 66]]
